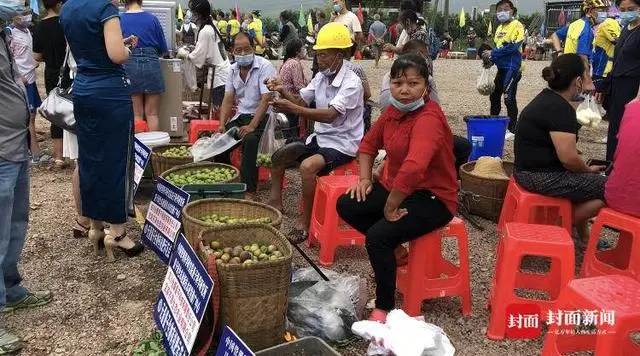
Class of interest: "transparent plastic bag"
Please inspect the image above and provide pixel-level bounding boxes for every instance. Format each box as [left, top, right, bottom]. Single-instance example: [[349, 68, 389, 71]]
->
[[182, 57, 198, 92], [477, 67, 495, 96], [256, 112, 286, 168], [190, 127, 240, 162], [576, 95, 603, 127], [286, 268, 364, 342]]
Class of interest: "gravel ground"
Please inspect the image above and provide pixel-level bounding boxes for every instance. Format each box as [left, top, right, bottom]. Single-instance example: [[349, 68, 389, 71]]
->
[[15, 58, 609, 356]]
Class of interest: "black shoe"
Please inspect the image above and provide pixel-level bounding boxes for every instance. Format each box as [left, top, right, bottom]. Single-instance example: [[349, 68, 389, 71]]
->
[[118, 242, 145, 257], [272, 142, 308, 169]]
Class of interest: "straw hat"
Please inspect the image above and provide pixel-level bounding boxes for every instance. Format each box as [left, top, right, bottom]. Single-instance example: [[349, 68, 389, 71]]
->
[[470, 156, 509, 180]]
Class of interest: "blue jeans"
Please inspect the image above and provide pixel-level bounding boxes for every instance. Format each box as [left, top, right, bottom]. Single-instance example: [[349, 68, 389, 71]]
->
[[0, 158, 29, 307]]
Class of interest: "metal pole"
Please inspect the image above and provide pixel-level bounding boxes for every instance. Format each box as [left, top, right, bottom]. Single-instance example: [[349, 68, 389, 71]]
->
[[443, 0, 450, 32]]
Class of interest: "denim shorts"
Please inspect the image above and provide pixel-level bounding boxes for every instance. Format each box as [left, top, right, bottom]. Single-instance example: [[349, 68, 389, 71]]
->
[[123, 47, 165, 94]]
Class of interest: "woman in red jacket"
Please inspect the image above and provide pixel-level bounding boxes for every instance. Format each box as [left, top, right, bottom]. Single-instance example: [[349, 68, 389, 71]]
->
[[337, 53, 459, 322]]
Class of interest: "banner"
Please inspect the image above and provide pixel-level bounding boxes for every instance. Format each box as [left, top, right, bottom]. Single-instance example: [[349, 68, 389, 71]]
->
[[133, 137, 152, 195], [215, 326, 255, 356], [154, 234, 214, 356], [141, 178, 190, 264]]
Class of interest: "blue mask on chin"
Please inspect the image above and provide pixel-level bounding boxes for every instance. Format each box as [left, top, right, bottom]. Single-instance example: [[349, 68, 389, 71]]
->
[[0, 0, 22, 21], [389, 89, 428, 113]]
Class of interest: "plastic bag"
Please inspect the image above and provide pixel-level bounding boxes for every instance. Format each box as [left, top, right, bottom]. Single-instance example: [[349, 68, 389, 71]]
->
[[352, 309, 456, 356], [576, 95, 604, 128], [190, 127, 240, 162], [286, 268, 365, 342], [477, 67, 495, 96], [256, 112, 287, 168], [182, 57, 198, 92]]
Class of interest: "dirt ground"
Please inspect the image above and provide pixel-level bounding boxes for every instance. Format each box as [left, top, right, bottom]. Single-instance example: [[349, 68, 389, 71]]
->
[[13, 58, 609, 356]]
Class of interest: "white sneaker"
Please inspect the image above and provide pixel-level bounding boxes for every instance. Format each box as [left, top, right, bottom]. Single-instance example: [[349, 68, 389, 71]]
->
[[504, 131, 515, 141]]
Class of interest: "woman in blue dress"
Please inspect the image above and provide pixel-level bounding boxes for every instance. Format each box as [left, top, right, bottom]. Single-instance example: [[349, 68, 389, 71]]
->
[[60, 0, 144, 261]]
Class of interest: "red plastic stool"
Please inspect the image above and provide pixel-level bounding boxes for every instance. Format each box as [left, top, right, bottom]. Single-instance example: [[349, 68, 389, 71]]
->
[[541, 275, 640, 355], [396, 217, 472, 317], [307, 175, 365, 265], [498, 178, 573, 234], [230, 147, 288, 187], [299, 160, 360, 213], [580, 208, 640, 280], [134, 120, 149, 134], [188, 120, 220, 144], [486, 223, 575, 340]]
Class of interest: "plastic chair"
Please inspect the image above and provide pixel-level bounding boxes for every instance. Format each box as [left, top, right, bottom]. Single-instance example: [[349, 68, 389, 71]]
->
[[486, 223, 575, 340], [134, 119, 149, 134], [307, 175, 365, 266], [299, 160, 359, 214], [541, 275, 640, 355], [189, 119, 221, 144], [497, 178, 573, 234], [396, 217, 472, 317], [580, 208, 640, 281]]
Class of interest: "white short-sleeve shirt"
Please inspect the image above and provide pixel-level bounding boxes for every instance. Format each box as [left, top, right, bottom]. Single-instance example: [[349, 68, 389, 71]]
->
[[187, 24, 230, 89], [224, 55, 276, 122], [334, 11, 362, 40], [299, 61, 364, 157]]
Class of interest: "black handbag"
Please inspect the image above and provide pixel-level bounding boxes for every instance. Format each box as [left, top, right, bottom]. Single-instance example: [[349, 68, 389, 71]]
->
[[38, 46, 75, 133]]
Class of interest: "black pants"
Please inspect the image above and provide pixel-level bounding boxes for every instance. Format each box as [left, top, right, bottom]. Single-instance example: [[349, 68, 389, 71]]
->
[[606, 76, 640, 161], [490, 68, 521, 133], [215, 113, 266, 192], [336, 182, 453, 311], [453, 135, 472, 177]]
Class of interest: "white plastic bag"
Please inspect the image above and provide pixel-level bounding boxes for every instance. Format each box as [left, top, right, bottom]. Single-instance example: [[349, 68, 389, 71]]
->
[[352, 309, 456, 356], [576, 95, 604, 127], [256, 112, 286, 168], [286, 268, 364, 342], [182, 57, 198, 92], [190, 127, 240, 162], [477, 67, 495, 96]]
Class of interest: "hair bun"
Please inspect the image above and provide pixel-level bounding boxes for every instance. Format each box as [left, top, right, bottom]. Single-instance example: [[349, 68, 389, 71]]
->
[[542, 66, 555, 83]]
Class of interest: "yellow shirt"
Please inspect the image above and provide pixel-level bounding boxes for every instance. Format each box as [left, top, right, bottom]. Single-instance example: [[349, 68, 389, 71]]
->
[[493, 19, 525, 72], [593, 18, 621, 76], [247, 19, 264, 54], [218, 19, 228, 35], [228, 19, 241, 37]]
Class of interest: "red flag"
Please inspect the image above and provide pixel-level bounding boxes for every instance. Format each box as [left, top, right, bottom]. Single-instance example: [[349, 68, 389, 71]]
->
[[557, 7, 566, 27], [235, 3, 241, 21], [357, 3, 364, 24]]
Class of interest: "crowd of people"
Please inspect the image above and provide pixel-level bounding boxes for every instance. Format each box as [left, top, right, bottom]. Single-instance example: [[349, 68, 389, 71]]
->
[[1, 0, 640, 352]]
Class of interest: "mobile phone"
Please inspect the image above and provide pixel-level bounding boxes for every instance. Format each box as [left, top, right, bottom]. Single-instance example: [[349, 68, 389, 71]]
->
[[587, 159, 613, 175]]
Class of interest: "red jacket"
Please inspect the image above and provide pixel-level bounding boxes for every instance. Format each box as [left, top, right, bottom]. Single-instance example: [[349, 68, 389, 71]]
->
[[359, 100, 459, 214]]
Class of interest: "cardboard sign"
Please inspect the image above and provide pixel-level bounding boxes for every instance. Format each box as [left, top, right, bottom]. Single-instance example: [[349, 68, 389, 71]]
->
[[155, 234, 214, 356], [215, 326, 255, 356], [133, 137, 152, 194], [141, 178, 190, 264]]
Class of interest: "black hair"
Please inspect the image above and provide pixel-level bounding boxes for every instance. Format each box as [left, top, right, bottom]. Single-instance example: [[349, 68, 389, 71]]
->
[[232, 9, 237, 17], [390, 53, 431, 81], [231, 31, 255, 48], [402, 39, 427, 55], [542, 53, 585, 91], [125, 0, 142, 5], [617, 0, 640, 5], [280, 10, 292, 22], [399, 9, 418, 28], [43, 0, 61, 10], [400, 0, 416, 12], [189, 0, 214, 27], [284, 38, 304, 61], [496, 0, 515, 10], [317, 11, 326, 19]]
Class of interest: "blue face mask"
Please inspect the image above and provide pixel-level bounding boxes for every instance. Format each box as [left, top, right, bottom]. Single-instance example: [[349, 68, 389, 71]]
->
[[0, 0, 22, 21], [620, 11, 640, 26], [320, 55, 341, 77], [333, 4, 341, 13], [595, 12, 608, 24], [235, 53, 254, 67], [389, 89, 427, 113], [497, 11, 511, 23]]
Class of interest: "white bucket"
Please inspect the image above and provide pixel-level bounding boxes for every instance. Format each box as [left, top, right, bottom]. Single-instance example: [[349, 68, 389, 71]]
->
[[135, 131, 170, 148]]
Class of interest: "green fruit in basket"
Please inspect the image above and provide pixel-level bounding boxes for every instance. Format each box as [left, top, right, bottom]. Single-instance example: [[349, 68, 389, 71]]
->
[[213, 251, 222, 259], [232, 247, 243, 257], [273, 250, 283, 258], [243, 259, 254, 266], [267, 245, 277, 253], [222, 247, 233, 255], [269, 255, 278, 261], [259, 253, 268, 261], [250, 243, 259, 251], [229, 257, 241, 265], [243, 245, 251, 251], [260, 245, 268, 254], [210, 241, 221, 249], [220, 253, 231, 263], [239, 251, 253, 262]]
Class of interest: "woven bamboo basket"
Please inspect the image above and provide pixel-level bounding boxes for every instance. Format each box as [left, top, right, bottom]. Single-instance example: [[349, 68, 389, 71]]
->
[[150, 143, 194, 178], [183, 198, 282, 248], [460, 161, 514, 222], [197, 224, 293, 351], [159, 162, 239, 187]]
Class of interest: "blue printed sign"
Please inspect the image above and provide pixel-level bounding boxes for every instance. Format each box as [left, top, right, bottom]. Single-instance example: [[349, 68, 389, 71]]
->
[[215, 326, 255, 356], [154, 234, 214, 356], [133, 137, 152, 194], [141, 178, 190, 264]]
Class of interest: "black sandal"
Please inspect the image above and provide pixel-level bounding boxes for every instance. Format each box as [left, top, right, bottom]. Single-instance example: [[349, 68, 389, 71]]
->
[[288, 229, 309, 245], [72, 218, 90, 238]]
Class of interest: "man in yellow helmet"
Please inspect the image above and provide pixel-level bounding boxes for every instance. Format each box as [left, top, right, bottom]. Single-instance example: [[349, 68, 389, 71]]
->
[[265, 22, 364, 241]]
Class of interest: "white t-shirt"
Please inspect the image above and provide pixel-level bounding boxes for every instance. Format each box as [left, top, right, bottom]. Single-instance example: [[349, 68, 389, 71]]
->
[[334, 11, 362, 40], [188, 24, 230, 89], [299, 61, 364, 157], [8, 27, 36, 84]]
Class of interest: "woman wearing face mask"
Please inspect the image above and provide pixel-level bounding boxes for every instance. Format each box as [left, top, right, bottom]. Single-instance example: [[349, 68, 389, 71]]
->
[[278, 38, 308, 137], [596, 0, 640, 161], [336, 53, 457, 322], [514, 54, 607, 245]]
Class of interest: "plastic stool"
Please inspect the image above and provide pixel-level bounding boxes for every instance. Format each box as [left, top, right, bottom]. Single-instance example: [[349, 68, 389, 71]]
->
[[307, 175, 365, 265], [497, 178, 573, 234], [396, 217, 472, 317], [188, 120, 220, 144], [580, 208, 640, 280], [541, 275, 640, 355], [134, 120, 149, 134], [487, 223, 575, 340], [328, 160, 359, 176]]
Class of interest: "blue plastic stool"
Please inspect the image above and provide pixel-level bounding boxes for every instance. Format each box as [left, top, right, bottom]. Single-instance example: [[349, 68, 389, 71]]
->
[[464, 116, 510, 161]]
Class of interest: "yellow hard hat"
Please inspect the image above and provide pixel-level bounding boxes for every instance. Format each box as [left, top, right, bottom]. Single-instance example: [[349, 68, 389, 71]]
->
[[582, 0, 610, 11], [313, 22, 353, 51]]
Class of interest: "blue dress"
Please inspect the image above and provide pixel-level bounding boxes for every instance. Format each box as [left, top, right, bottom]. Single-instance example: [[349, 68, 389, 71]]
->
[[61, 0, 133, 224]]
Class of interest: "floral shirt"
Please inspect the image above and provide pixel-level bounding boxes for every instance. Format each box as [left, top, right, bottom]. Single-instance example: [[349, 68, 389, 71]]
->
[[279, 58, 307, 96]]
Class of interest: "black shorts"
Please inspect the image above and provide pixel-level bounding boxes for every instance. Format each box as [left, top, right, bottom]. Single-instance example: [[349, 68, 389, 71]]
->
[[297, 136, 354, 176], [210, 85, 225, 107]]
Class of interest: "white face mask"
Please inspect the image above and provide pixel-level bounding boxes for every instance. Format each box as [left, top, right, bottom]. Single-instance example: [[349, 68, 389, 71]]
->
[[0, 0, 22, 21]]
